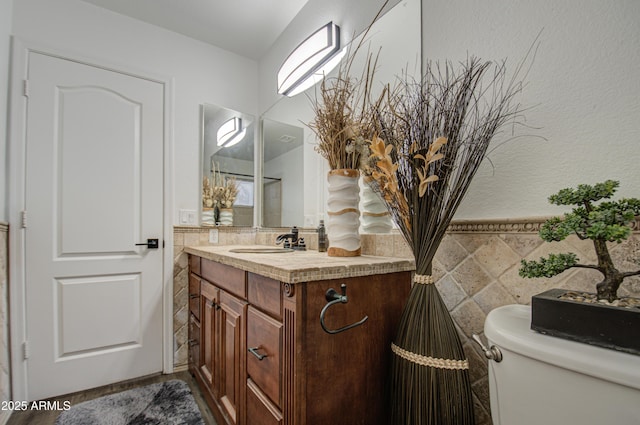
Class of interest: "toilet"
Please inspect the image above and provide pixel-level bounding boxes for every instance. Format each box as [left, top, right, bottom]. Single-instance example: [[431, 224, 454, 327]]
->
[[484, 304, 640, 425]]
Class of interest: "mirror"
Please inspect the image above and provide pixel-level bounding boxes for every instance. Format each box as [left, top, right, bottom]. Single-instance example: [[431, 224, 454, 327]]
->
[[201, 103, 255, 226], [260, 0, 421, 229], [262, 119, 305, 227]]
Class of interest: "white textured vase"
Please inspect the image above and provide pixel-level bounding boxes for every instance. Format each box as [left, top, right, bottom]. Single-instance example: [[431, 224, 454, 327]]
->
[[327, 169, 361, 256], [202, 208, 215, 225], [361, 176, 392, 233], [219, 208, 233, 226]]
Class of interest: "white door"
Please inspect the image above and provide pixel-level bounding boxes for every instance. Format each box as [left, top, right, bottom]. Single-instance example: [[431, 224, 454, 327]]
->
[[24, 52, 164, 401]]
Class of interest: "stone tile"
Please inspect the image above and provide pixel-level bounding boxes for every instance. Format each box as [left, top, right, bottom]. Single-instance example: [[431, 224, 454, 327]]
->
[[472, 387, 493, 425], [360, 234, 376, 256], [500, 233, 543, 258], [463, 340, 488, 384], [174, 306, 188, 333], [451, 299, 486, 338], [434, 235, 469, 271], [174, 343, 188, 369], [175, 322, 188, 347], [431, 259, 446, 283], [451, 233, 489, 255], [471, 375, 491, 415], [374, 234, 395, 257], [473, 281, 518, 314], [173, 232, 184, 247], [174, 268, 188, 296], [174, 287, 188, 314], [564, 234, 599, 263], [393, 234, 412, 258], [474, 236, 521, 279], [183, 232, 200, 247], [451, 258, 493, 297], [559, 268, 602, 294], [435, 274, 467, 310], [499, 264, 575, 305]]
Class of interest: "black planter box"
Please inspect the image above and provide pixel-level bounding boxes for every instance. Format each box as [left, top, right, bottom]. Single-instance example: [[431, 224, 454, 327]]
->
[[531, 288, 640, 356]]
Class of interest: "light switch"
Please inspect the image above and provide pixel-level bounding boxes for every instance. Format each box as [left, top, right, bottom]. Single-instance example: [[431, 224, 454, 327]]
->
[[179, 209, 197, 225]]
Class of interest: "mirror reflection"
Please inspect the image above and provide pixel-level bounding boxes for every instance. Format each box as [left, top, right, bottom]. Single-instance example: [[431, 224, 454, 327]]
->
[[201, 103, 255, 226], [262, 119, 304, 227], [260, 0, 420, 230]]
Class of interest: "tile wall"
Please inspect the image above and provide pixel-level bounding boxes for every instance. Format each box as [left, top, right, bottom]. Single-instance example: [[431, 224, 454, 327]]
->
[[173, 219, 640, 424]]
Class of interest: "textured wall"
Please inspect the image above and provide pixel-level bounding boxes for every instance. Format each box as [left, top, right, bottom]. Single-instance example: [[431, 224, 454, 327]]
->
[[422, 0, 640, 219], [174, 221, 640, 424]]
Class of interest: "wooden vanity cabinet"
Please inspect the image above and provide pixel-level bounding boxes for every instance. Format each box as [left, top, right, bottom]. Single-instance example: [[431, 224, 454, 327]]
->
[[188, 254, 411, 425]]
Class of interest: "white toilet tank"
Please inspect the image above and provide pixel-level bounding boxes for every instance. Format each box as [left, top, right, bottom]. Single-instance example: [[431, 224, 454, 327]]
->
[[484, 304, 640, 425]]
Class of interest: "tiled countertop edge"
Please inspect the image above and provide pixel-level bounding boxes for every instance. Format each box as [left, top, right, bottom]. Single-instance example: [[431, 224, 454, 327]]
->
[[184, 245, 415, 284]]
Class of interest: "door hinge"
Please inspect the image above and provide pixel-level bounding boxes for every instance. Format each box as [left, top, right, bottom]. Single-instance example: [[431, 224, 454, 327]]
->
[[23, 79, 29, 97], [21, 210, 27, 228], [23, 341, 30, 360]]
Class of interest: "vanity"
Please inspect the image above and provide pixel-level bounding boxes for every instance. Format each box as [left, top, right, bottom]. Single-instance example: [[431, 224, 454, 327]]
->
[[185, 245, 414, 425]]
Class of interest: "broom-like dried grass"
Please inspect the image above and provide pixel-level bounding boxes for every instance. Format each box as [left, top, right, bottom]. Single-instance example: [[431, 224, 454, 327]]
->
[[365, 55, 530, 424]]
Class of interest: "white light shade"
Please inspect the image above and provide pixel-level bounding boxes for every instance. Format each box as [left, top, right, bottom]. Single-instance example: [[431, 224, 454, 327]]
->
[[277, 22, 343, 97], [217, 117, 246, 147]]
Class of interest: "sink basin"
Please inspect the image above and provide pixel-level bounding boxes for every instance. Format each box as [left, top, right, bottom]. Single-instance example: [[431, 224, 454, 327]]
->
[[229, 248, 294, 254]]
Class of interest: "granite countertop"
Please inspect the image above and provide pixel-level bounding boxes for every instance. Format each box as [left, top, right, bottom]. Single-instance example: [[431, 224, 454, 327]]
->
[[184, 245, 415, 284]]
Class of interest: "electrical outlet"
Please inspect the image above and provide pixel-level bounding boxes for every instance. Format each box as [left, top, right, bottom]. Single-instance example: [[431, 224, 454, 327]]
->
[[209, 229, 219, 244]]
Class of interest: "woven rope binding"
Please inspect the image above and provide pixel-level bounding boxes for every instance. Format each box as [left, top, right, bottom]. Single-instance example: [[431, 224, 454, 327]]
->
[[391, 343, 469, 370], [414, 274, 435, 285]]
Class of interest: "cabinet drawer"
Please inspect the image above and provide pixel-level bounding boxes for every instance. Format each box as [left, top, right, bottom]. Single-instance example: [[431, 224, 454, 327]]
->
[[201, 258, 246, 298], [188, 314, 200, 372], [247, 306, 282, 408], [189, 274, 201, 320], [248, 273, 282, 319], [247, 379, 283, 425], [189, 254, 201, 276]]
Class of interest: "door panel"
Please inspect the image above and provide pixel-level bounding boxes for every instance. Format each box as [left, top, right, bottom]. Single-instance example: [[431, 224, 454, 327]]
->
[[25, 52, 164, 401], [56, 274, 141, 357], [57, 86, 140, 255]]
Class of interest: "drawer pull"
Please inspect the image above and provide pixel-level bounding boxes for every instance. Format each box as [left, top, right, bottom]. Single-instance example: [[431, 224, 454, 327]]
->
[[189, 294, 199, 299], [320, 283, 368, 334], [248, 347, 268, 361], [188, 339, 199, 347]]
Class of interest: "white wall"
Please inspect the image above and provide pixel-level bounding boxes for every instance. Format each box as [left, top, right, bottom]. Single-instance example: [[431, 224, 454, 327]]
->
[[10, 0, 258, 225], [0, 0, 13, 222], [422, 0, 640, 219]]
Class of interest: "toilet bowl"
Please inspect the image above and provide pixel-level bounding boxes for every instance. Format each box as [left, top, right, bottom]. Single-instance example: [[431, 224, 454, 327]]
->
[[484, 304, 640, 425]]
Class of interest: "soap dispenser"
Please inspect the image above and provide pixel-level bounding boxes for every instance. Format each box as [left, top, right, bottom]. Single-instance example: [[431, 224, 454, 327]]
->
[[317, 220, 328, 252]]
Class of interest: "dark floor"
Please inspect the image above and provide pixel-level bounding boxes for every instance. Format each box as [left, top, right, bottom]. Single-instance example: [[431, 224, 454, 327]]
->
[[7, 370, 217, 425]]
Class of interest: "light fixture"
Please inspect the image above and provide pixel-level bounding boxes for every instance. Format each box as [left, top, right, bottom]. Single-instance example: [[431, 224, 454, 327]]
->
[[277, 22, 345, 97], [217, 117, 246, 148]]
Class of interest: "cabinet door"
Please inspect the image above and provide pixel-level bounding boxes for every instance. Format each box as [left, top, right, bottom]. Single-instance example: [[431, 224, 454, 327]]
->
[[218, 290, 247, 425], [200, 280, 219, 397]]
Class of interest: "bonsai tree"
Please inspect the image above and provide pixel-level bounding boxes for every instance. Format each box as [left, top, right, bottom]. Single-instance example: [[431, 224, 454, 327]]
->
[[519, 180, 640, 302]]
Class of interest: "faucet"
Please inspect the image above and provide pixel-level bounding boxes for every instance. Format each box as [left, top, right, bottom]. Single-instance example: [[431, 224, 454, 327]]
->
[[275, 226, 306, 250]]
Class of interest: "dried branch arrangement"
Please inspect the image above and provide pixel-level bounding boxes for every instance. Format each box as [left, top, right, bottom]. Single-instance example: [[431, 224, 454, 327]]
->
[[364, 56, 528, 424], [202, 161, 238, 209], [308, 1, 389, 170]]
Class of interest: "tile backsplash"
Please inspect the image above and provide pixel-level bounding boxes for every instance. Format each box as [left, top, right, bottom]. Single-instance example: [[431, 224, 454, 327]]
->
[[173, 219, 640, 425]]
